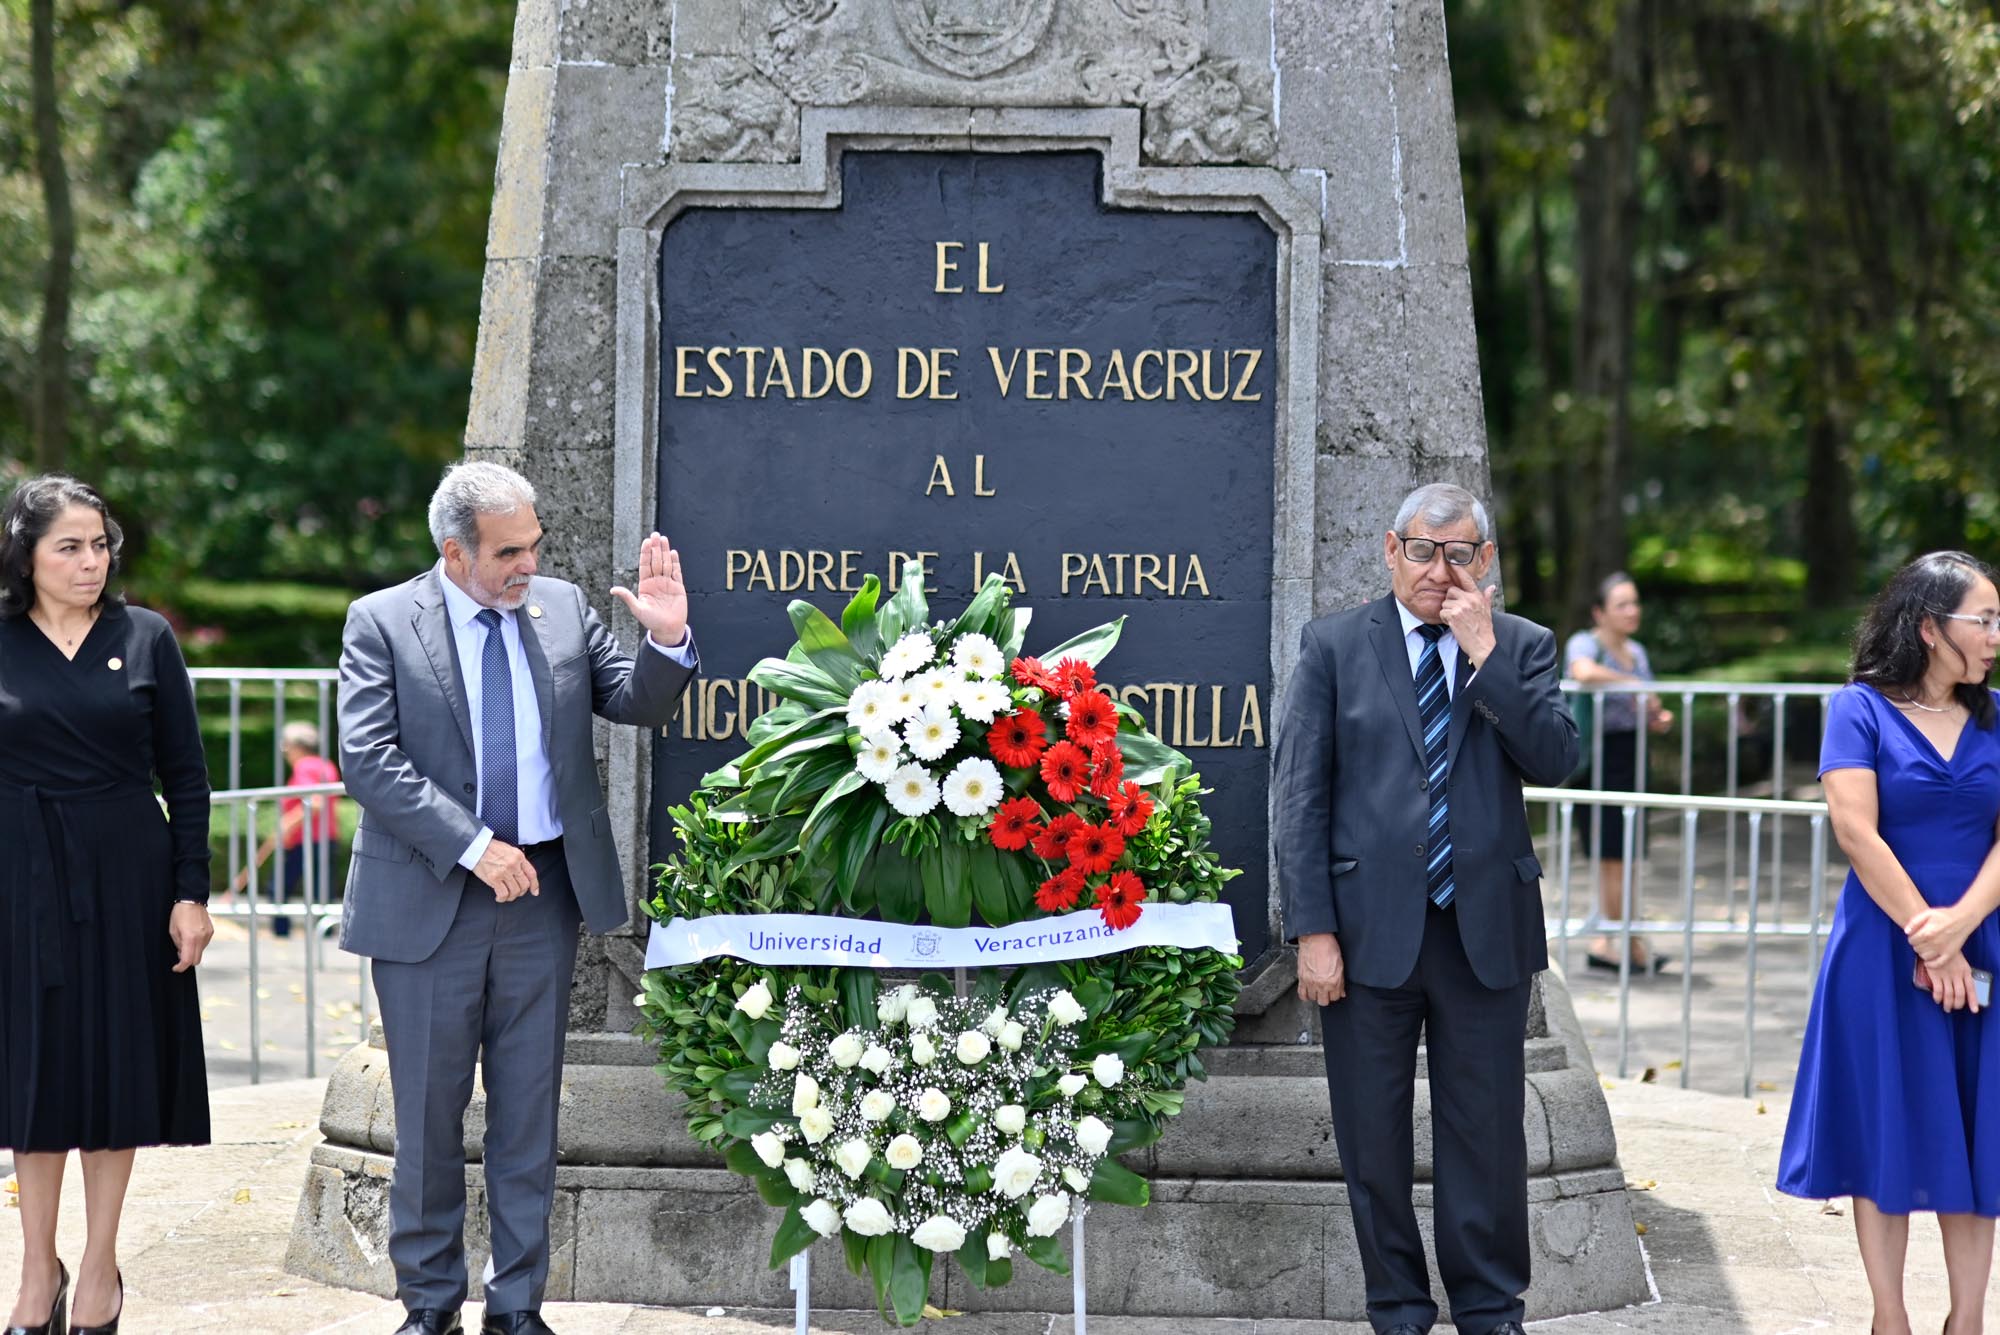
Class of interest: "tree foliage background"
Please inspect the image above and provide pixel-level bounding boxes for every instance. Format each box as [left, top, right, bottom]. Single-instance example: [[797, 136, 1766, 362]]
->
[[0, 0, 1996, 673]]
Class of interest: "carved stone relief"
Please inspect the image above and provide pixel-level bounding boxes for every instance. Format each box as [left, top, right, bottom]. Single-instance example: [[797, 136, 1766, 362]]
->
[[670, 56, 802, 163]]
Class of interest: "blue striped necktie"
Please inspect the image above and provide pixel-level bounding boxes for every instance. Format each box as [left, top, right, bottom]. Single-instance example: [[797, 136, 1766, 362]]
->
[[1415, 623, 1455, 908], [475, 608, 520, 846]]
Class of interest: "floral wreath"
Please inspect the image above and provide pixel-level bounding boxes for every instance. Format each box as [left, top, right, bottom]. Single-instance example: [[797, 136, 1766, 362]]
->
[[637, 566, 1242, 1325]]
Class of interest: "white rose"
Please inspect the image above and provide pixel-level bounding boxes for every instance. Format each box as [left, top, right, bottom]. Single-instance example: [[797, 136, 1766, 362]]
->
[[990, 1145, 1043, 1199], [798, 1107, 835, 1143], [750, 1131, 786, 1169], [843, 1197, 892, 1237], [766, 1041, 802, 1071], [885, 1133, 924, 1170], [1074, 1115, 1112, 1156], [859, 1090, 896, 1122], [906, 995, 940, 1028], [1058, 1073, 1088, 1098], [910, 1032, 937, 1066], [1092, 1053, 1125, 1087], [1063, 1166, 1090, 1191], [734, 979, 774, 1019], [993, 1104, 1027, 1135], [917, 1087, 952, 1122], [859, 1044, 893, 1075], [783, 1158, 816, 1193], [912, 1214, 967, 1253], [1047, 990, 1086, 1026], [833, 1138, 873, 1179], [829, 1033, 866, 1068], [791, 1073, 820, 1115], [877, 984, 914, 1025], [1025, 1191, 1071, 1237], [955, 1030, 992, 1065], [986, 1231, 1012, 1262], [981, 1006, 1008, 1036], [801, 1197, 843, 1238], [996, 1020, 1027, 1051]]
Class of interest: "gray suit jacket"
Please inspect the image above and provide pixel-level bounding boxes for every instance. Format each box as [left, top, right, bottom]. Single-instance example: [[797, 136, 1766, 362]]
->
[[1272, 594, 1578, 990], [336, 568, 694, 963]]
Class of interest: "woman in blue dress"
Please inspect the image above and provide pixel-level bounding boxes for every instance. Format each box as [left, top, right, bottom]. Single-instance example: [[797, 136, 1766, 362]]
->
[[1779, 551, 2000, 1335]]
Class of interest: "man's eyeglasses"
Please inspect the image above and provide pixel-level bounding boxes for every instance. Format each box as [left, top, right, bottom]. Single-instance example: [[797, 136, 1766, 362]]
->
[[1397, 536, 1481, 567], [1935, 611, 2000, 638]]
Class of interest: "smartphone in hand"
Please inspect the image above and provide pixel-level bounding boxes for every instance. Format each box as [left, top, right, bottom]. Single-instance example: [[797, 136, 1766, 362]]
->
[[1913, 960, 1994, 1008]]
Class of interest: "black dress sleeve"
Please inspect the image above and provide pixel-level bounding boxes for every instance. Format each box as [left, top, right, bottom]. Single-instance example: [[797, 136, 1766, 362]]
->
[[149, 620, 214, 903]]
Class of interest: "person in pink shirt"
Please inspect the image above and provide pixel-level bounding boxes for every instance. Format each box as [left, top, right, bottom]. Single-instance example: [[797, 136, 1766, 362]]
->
[[233, 720, 342, 935]]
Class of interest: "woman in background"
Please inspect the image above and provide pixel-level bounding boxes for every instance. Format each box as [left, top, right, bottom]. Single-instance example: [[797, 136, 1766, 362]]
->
[[1, 475, 214, 1335], [1778, 551, 2000, 1335]]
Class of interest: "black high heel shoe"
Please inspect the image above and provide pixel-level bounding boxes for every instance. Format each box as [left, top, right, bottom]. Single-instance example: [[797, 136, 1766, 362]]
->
[[4, 1259, 68, 1335], [68, 1270, 119, 1335]]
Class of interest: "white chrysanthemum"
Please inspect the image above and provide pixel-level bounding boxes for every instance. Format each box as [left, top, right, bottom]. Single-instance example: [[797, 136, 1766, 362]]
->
[[914, 668, 958, 710], [903, 705, 960, 762], [942, 757, 1003, 817], [885, 763, 941, 817], [880, 632, 938, 681], [885, 681, 924, 724], [952, 678, 1011, 723], [912, 1214, 966, 1253], [952, 633, 1002, 680], [855, 731, 903, 784], [846, 680, 897, 733]]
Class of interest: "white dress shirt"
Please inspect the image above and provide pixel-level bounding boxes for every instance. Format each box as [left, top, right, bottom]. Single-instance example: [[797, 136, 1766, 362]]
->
[[1393, 597, 1463, 697], [436, 567, 695, 869]]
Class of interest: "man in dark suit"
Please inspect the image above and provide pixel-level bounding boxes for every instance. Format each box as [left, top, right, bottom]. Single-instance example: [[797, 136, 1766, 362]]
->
[[339, 461, 696, 1335], [1273, 482, 1577, 1335]]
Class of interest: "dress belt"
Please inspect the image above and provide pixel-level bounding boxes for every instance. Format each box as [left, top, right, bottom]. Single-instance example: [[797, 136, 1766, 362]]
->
[[1, 777, 154, 988]]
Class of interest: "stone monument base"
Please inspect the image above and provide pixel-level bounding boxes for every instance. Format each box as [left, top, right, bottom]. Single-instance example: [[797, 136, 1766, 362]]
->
[[285, 969, 1648, 1321]]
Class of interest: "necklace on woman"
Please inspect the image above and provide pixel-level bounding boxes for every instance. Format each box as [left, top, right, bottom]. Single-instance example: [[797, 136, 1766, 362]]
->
[[31, 605, 96, 648], [1897, 691, 1954, 714]]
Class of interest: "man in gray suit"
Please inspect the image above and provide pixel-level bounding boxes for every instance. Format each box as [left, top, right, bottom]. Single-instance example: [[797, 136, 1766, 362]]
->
[[1273, 483, 1577, 1335], [339, 461, 695, 1335]]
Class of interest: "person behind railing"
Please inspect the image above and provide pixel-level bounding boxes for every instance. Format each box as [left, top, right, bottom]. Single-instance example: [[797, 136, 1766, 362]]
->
[[1778, 550, 2000, 1335], [228, 720, 343, 937], [1564, 572, 1674, 973], [0, 474, 214, 1335]]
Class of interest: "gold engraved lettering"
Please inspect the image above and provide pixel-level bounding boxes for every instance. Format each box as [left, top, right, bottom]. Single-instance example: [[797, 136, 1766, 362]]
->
[[1134, 553, 1166, 594], [1060, 553, 1087, 594], [897, 347, 959, 401], [1148, 683, 1179, 745], [1058, 348, 1092, 401], [926, 456, 956, 496], [971, 551, 1025, 592], [1165, 349, 1199, 401], [724, 549, 774, 591], [1236, 684, 1266, 748], [778, 551, 808, 591], [704, 347, 736, 398], [986, 346, 1023, 396], [675, 346, 701, 398], [1023, 348, 1054, 400], [807, 550, 836, 590], [1180, 684, 1203, 746], [762, 347, 797, 398], [887, 552, 938, 590], [1097, 349, 1133, 401], [802, 348, 836, 398], [935, 242, 964, 294], [977, 242, 1004, 293], [974, 455, 996, 497], [740, 347, 766, 396], [835, 349, 872, 399], [708, 678, 739, 741], [840, 550, 862, 592], [1201, 349, 1228, 400], [1132, 350, 1163, 401], [1081, 555, 1111, 596], [1182, 553, 1211, 597], [1232, 349, 1264, 401]]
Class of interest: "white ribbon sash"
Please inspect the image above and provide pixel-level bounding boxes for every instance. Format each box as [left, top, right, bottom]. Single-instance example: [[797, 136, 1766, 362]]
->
[[645, 903, 1238, 970]]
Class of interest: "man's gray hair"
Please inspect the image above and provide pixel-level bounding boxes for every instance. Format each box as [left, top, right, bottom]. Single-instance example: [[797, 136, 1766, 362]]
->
[[281, 720, 321, 753], [1392, 482, 1490, 543], [428, 461, 537, 556]]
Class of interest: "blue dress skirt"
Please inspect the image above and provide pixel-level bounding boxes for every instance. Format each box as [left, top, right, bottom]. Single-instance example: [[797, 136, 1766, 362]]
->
[[1778, 684, 2000, 1216]]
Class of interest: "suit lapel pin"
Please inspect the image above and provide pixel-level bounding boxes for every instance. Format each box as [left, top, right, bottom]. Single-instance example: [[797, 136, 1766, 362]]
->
[[528, 604, 543, 619], [106, 657, 123, 671]]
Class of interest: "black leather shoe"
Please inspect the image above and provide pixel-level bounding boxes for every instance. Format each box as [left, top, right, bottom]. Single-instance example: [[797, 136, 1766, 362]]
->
[[1484, 1324, 1529, 1335], [481, 1314, 555, 1335], [4, 1259, 68, 1335], [68, 1268, 121, 1335], [395, 1310, 462, 1335], [1382, 1326, 1429, 1335]]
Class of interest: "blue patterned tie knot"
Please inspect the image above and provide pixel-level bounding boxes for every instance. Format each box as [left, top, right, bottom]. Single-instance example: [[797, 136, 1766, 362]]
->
[[475, 608, 520, 847], [1414, 622, 1455, 908]]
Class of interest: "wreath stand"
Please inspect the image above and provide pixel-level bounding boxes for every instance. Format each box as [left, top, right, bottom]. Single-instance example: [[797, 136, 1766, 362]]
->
[[788, 1212, 1088, 1335]]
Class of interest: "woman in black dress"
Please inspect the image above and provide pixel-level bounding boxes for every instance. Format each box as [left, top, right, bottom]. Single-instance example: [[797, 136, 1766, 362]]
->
[[1, 476, 213, 1335]]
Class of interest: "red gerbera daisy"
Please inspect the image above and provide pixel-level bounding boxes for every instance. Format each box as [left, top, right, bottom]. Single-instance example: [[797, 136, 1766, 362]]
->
[[988, 708, 1049, 769], [1088, 741, 1125, 798], [1107, 781, 1155, 837], [1040, 740, 1091, 803], [1053, 657, 1098, 699], [1010, 655, 1060, 692], [1064, 689, 1119, 748], [1035, 866, 1087, 912], [1096, 869, 1146, 930], [1068, 822, 1126, 876], [988, 796, 1044, 852], [1032, 811, 1086, 861]]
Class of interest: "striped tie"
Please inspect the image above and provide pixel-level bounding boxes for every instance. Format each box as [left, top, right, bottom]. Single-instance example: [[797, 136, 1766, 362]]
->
[[1415, 623, 1455, 909], [475, 609, 520, 846]]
